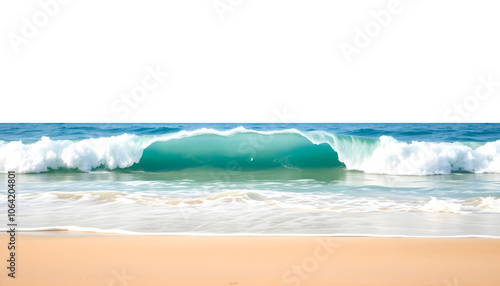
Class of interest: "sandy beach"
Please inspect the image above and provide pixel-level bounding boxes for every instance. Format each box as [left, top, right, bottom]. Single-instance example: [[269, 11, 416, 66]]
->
[[1, 233, 499, 286]]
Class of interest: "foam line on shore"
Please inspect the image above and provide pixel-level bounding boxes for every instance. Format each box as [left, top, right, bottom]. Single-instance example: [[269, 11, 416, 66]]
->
[[6, 226, 500, 238]]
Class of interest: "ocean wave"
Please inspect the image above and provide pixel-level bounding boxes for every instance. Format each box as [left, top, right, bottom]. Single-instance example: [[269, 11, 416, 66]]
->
[[1, 127, 500, 175]]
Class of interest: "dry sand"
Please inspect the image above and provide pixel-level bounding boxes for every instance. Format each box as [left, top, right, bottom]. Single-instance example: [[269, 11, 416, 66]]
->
[[1, 233, 500, 285]]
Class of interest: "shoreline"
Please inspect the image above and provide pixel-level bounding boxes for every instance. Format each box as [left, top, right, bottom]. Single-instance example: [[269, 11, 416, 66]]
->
[[11, 228, 500, 238], [2, 232, 500, 285]]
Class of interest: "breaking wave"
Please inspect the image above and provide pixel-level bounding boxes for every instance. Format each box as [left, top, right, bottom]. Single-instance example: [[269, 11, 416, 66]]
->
[[1, 127, 500, 175]]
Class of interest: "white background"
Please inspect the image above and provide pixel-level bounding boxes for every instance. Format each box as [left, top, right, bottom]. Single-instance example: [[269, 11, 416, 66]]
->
[[1, 0, 499, 122]]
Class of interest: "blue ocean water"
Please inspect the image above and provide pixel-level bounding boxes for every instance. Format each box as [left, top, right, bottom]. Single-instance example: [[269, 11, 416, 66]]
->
[[1, 123, 500, 236], [1, 123, 499, 142]]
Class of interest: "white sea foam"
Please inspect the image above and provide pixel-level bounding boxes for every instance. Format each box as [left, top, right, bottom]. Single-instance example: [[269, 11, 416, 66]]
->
[[476, 196, 500, 212], [6, 190, 500, 215], [350, 136, 500, 175], [0, 134, 145, 173], [5, 190, 500, 235], [419, 197, 463, 213]]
